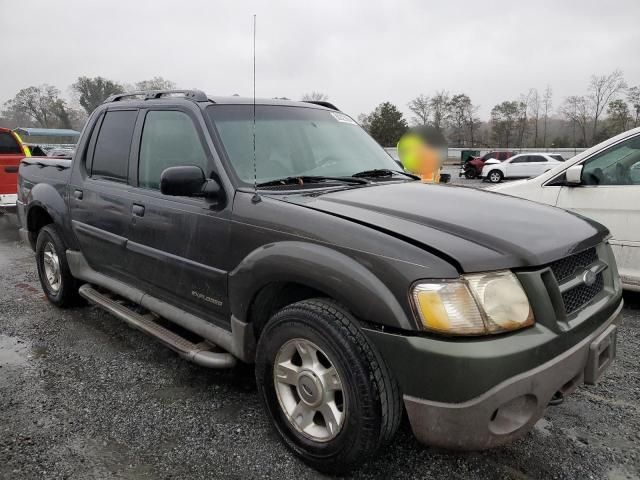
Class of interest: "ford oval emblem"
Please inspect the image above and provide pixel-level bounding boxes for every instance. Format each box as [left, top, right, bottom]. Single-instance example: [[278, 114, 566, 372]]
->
[[582, 270, 597, 287]]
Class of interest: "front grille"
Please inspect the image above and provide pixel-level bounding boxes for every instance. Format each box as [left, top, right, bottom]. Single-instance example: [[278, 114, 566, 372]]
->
[[549, 247, 598, 283], [562, 273, 604, 314], [549, 247, 604, 314]]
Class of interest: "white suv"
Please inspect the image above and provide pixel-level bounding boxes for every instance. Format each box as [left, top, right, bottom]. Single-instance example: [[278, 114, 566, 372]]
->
[[481, 153, 565, 183], [490, 127, 640, 292]]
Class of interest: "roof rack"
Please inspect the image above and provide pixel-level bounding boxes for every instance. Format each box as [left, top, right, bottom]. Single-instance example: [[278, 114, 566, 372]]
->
[[103, 89, 209, 104], [303, 100, 339, 111]]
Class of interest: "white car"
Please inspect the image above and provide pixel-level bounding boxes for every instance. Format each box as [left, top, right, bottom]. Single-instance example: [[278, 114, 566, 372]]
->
[[490, 127, 640, 292], [481, 153, 565, 183]]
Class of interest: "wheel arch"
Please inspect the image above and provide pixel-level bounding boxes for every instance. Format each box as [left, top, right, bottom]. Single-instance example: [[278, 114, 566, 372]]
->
[[229, 241, 414, 334]]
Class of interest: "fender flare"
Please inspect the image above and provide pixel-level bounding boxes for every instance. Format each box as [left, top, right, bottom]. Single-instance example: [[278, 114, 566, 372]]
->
[[228, 241, 414, 330], [25, 183, 77, 249]]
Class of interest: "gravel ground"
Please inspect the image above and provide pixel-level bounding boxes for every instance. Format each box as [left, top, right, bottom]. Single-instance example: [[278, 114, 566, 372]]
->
[[1, 198, 639, 479]]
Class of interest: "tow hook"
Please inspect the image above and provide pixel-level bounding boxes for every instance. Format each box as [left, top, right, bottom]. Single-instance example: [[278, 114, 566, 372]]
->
[[548, 391, 564, 406]]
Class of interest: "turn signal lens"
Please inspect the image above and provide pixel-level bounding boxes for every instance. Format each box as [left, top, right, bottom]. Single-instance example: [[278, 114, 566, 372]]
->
[[412, 282, 486, 335]]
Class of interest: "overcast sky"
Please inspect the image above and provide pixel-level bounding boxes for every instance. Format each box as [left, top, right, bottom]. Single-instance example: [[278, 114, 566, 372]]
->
[[1, 0, 639, 120]]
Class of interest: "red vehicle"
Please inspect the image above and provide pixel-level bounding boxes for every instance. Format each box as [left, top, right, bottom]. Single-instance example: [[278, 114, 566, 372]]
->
[[460, 151, 517, 179], [0, 128, 29, 213]]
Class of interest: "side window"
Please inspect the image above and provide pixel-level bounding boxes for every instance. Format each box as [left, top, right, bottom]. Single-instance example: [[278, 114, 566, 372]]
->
[[529, 155, 546, 163], [91, 110, 138, 182], [582, 135, 640, 186], [511, 156, 528, 164], [0, 132, 22, 154], [138, 111, 208, 190]]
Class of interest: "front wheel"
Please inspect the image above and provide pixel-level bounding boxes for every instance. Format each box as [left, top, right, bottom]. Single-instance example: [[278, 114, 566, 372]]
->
[[488, 170, 503, 183], [464, 166, 477, 179], [255, 299, 402, 474]]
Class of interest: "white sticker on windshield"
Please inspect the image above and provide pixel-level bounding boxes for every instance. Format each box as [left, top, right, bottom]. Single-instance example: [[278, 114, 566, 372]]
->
[[330, 112, 357, 125]]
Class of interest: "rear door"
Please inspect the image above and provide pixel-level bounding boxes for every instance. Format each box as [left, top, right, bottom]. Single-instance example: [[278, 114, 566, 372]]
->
[[69, 108, 138, 281], [504, 155, 530, 178], [126, 106, 231, 325], [0, 130, 25, 196], [555, 133, 640, 288], [527, 155, 551, 177]]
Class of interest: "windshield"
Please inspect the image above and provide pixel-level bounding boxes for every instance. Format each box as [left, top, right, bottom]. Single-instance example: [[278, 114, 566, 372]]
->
[[207, 105, 399, 184]]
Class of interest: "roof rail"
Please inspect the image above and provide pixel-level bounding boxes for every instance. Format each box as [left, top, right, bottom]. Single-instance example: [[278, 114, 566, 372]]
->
[[303, 100, 339, 111], [103, 89, 209, 104]]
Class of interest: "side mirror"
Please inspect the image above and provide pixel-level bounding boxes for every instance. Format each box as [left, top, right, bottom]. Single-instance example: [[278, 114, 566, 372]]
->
[[440, 173, 451, 184], [160, 166, 221, 198], [565, 164, 583, 185]]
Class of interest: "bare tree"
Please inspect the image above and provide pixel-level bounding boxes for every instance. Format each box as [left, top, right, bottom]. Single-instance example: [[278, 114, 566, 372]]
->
[[588, 69, 627, 144], [542, 85, 552, 147], [527, 88, 540, 147], [628, 86, 640, 127], [607, 99, 631, 135], [3, 85, 61, 127], [561, 96, 589, 147], [301, 91, 329, 102], [407, 94, 431, 126], [430, 91, 450, 132], [447, 94, 472, 146]]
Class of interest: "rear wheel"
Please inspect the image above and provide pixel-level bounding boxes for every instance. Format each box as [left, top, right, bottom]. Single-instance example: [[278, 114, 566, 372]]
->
[[35, 225, 80, 307], [488, 170, 503, 183], [255, 299, 402, 474]]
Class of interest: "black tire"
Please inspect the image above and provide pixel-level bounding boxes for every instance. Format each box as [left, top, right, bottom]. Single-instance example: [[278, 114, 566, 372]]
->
[[255, 299, 402, 474], [487, 169, 503, 183], [35, 224, 80, 307], [464, 166, 477, 179]]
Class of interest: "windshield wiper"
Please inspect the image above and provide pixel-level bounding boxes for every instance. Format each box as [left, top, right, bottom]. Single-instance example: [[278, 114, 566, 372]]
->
[[256, 175, 369, 188], [351, 169, 419, 180]]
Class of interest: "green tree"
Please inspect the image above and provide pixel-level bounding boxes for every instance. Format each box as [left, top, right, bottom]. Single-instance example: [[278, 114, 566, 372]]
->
[[628, 86, 640, 127], [2, 85, 62, 127], [72, 76, 124, 114], [490, 101, 520, 147], [607, 99, 631, 135], [135, 77, 177, 91], [364, 102, 408, 147]]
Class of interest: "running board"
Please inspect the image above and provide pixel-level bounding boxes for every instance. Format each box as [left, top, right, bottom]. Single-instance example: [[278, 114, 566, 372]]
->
[[78, 284, 237, 369]]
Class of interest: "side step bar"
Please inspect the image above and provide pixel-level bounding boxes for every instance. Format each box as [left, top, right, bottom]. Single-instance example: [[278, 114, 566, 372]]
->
[[79, 284, 237, 369]]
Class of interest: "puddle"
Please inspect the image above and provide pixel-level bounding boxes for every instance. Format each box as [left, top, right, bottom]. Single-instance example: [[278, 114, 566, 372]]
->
[[0, 334, 46, 367]]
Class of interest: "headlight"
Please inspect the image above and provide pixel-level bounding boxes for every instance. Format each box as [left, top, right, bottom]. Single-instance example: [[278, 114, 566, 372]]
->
[[411, 271, 534, 335]]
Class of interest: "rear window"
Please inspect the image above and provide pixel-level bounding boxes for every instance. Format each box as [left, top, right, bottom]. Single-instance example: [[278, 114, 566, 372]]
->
[[91, 110, 138, 182], [0, 132, 22, 154]]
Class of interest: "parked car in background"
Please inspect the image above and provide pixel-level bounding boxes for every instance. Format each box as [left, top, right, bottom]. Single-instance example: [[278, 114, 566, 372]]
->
[[460, 151, 516, 179], [491, 127, 640, 292], [481, 153, 564, 183], [0, 127, 29, 214]]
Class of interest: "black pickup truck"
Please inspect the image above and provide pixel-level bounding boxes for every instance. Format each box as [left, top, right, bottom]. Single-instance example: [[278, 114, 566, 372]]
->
[[17, 89, 623, 473]]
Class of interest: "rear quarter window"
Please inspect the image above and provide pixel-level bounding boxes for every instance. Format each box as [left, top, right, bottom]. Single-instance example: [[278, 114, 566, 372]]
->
[[91, 110, 138, 182]]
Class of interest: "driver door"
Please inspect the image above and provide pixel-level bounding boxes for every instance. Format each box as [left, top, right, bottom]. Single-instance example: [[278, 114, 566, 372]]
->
[[555, 133, 640, 288]]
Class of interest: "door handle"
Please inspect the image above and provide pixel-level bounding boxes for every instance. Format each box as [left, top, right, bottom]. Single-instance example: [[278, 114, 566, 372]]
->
[[132, 203, 145, 217], [74, 189, 83, 200]]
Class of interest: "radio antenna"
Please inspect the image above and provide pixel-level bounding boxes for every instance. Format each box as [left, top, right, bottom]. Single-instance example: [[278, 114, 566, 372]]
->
[[251, 14, 261, 203]]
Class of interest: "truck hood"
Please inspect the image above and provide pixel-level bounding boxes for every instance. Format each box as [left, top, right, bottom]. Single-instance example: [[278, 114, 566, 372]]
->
[[279, 182, 608, 272]]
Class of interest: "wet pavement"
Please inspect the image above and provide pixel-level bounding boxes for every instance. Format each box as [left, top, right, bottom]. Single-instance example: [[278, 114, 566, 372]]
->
[[0, 208, 639, 479]]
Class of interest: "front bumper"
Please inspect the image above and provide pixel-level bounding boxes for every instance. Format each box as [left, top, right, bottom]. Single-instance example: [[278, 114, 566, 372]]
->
[[402, 301, 620, 449]]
